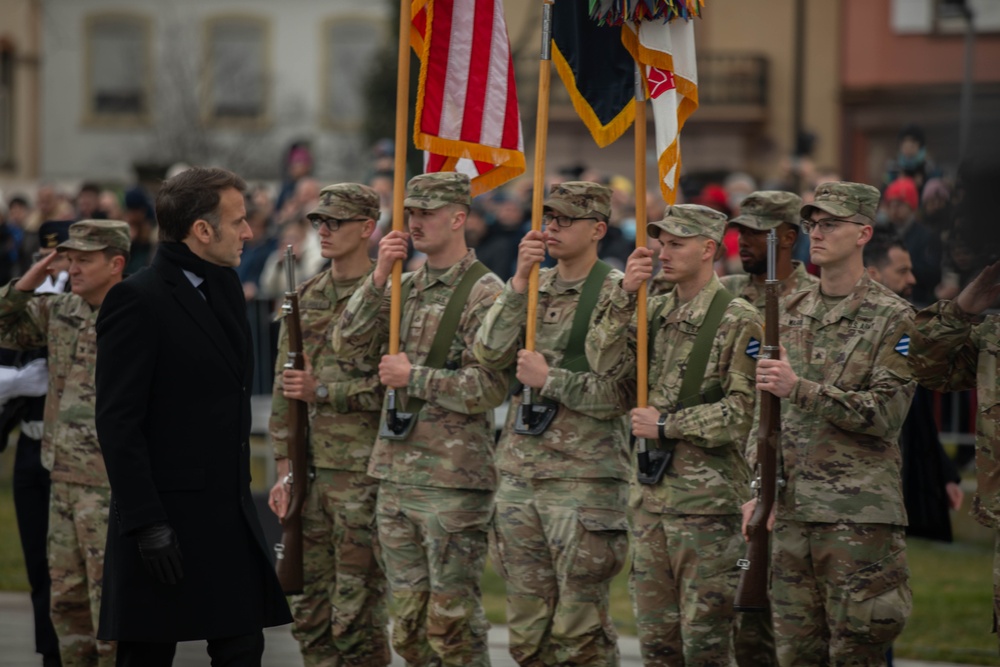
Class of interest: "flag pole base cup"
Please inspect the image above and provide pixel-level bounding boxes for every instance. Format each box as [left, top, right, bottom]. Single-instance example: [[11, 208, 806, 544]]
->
[[513, 403, 557, 436]]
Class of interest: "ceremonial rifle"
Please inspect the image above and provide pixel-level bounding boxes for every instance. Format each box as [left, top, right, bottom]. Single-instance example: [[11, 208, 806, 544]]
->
[[274, 245, 308, 594], [735, 228, 780, 612]]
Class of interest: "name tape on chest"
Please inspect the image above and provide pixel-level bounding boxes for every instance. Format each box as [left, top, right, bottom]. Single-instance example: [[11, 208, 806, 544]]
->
[[745, 337, 760, 359], [894, 334, 910, 357]]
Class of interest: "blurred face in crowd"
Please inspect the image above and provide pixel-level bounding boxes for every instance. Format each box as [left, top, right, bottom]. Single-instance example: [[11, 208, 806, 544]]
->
[[202, 187, 252, 268], [37, 186, 58, 216], [806, 211, 870, 268], [65, 249, 123, 305], [543, 208, 605, 263], [655, 232, 714, 285], [77, 190, 100, 218], [886, 198, 914, 226], [7, 202, 28, 226], [868, 247, 916, 298], [406, 204, 465, 258]]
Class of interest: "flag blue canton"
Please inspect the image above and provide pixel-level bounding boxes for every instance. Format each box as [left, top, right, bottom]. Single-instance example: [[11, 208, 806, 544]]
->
[[746, 338, 761, 359], [895, 334, 910, 357]]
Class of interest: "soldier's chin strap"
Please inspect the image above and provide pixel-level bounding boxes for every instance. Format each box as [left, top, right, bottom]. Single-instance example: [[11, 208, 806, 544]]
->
[[380, 262, 489, 441]]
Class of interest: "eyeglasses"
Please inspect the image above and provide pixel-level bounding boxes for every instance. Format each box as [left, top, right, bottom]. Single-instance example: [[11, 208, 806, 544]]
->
[[800, 217, 865, 235], [309, 216, 367, 232], [542, 213, 597, 228]]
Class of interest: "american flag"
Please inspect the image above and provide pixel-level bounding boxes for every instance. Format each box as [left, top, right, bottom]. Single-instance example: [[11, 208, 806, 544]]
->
[[412, 0, 525, 196]]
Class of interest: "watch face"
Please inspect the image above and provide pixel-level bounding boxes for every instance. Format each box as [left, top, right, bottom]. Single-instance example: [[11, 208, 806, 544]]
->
[[316, 385, 328, 399]]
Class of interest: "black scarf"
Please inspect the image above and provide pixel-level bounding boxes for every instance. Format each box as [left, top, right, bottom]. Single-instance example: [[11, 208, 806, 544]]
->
[[156, 242, 249, 361]]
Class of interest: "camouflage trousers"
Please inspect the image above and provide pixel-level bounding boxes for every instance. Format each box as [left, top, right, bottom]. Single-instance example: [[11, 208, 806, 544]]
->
[[629, 507, 743, 667], [993, 530, 1000, 656], [48, 481, 115, 667], [289, 469, 390, 667], [375, 481, 493, 667], [490, 474, 628, 666], [771, 520, 911, 667]]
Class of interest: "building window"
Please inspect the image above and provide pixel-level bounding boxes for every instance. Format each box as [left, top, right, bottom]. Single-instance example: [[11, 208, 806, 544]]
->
[[323, 17, 384, 129], [0, 44, 13, 167], [85, 14, 151, 123], [205, 16, 269, 124]]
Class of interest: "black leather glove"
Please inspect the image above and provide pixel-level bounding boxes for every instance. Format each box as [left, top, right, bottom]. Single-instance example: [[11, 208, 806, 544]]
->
[[135, 521, 183, 585]]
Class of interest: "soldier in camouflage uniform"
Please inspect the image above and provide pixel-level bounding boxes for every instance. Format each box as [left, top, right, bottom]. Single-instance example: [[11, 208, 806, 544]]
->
[[472, 182, 633, 666], [0, 220, 130, 667], [749, 182, 915, 666], [268, 184, 390, 666], [720, 190, 814, 667], [721, 190, 817, 310], [586, 205, 762, 666], [908, 259, 1000, 654], [333, 172, 507, 666]]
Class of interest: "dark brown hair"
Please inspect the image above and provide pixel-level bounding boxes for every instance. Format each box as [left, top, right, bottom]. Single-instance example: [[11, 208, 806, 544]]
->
[[156, 167, 247, 242]]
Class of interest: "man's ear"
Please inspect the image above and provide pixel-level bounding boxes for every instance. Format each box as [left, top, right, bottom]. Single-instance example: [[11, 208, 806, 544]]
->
[[189, 219, 214, 244]]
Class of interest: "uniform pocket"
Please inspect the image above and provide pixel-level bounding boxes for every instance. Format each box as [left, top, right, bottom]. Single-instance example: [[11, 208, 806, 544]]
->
[[843, 548, 912, 644], [437, 508, 493, 568], [569, 507, 629, 585]]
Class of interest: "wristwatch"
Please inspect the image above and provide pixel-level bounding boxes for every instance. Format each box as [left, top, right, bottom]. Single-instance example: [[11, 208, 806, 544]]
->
[[315, 384, 329, 400], [656, 413, 670, 443]]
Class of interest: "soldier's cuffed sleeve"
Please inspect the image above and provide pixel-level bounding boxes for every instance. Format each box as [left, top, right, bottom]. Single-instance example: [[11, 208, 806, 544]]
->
[[909, 299, 981, 393], [662, 307, 761, 448], [0, 281, 51, 350], [585, 281, 638, 377], [408, 285, 508, 414], [332, 273, 392, 360], [789, 313, 915, 437], [540, 368, 634, 420], [472, 280, 526, 370]]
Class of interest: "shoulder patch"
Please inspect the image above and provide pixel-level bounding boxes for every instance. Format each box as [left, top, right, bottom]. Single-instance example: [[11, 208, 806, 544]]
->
[[894, 334, 910, 357], [745, 337, 761, 359]]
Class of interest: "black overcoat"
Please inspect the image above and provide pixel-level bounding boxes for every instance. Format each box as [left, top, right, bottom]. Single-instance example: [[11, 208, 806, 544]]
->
[[94, 250, 290, 641]]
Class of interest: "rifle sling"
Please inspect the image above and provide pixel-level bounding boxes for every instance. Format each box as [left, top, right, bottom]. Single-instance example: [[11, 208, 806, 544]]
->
[[398, 261, 489, 416], [648, 287, 734, 413]]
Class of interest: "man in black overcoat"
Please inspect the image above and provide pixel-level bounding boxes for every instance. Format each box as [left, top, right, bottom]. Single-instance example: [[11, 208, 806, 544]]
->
[[95, 167, 291, 666]]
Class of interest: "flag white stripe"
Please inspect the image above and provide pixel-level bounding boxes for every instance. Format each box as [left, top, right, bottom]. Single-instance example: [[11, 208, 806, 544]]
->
[[439, 2, 473, 141], [480, 3, 509, 149]]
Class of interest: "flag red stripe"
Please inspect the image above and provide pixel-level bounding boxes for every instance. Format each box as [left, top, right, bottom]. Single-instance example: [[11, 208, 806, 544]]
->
[[500, 51, 520, 151], [459, 0, 493, 144], [420, 0, 453, 137], [427, 153, 447, 173]]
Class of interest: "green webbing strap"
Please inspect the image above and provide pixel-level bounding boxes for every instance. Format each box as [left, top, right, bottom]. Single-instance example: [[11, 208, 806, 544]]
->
[[648, 287, 734, 411], [559, 260, 612, 373], [400, 261, 490, 413], [676, 288, 733, 409]]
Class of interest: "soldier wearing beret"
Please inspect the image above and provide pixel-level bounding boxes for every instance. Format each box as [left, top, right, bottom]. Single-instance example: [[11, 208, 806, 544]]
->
[[0, 219, 130, 666], [473, 182, 633, 665], [268, 184, 390, 665], [747, 182, 916, 664], [721, 190, 817, 311], [586, 205, 763, 665], [334, 172, 507, 666]]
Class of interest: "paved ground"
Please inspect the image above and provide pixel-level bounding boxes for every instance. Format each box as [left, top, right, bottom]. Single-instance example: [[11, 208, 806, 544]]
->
[[0, 591, 976, 667]]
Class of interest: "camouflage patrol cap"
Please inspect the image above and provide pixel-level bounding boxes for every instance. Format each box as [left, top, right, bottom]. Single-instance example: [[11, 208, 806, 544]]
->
[[38, 220, 73, 249], [57, 220, 131, 253], [648, 204, 728, 243], [308, 183, 380, 221], [403, 172, 471, 210], [730, 191, 803, 230], [801, 181, 880, 222], [543, 181, 612, 219]]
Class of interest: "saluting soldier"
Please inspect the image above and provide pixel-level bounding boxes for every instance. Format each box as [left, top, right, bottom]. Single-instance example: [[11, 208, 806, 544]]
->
[[0, 220, 130, 667], [721, 190, 817, 310], [333, 172, 507, 666], [268, 184, 390, 666], [909, 259, 1000, 654], [473, 182, 633, 666], [586, 205, 762, 665], [749, 182, 915, 665]]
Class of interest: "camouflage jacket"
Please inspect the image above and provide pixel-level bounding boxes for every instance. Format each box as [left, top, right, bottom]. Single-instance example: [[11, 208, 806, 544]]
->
[[0, 281, 107, 487], [473, 266, 633, 481], [586, 274, 760, 515], [909, 299, 998, 527], [758, 274, 915, 525], [333, 250, 507, 491], [719, 261, 818, 310], [270, 267, 384, 471]]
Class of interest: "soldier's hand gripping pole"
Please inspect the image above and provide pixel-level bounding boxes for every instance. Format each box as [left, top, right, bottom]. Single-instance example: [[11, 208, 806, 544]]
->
[[514, 0, 557, 436], [275, 245, 309, 594], [735, 229, 781, 612]]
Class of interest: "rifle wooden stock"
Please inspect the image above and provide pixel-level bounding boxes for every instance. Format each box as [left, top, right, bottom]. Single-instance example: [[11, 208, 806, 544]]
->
[[735, 276, 781, 612], [275, 255, 309, 595]]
